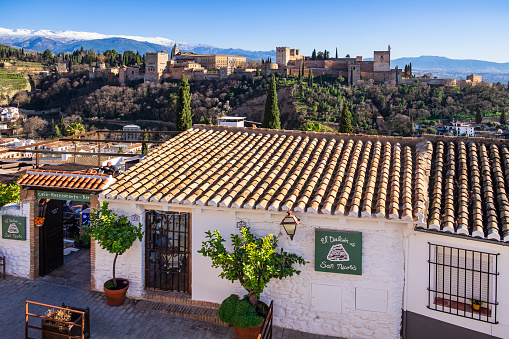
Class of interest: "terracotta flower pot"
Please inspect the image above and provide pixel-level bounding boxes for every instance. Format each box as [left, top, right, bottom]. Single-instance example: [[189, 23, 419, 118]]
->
[[104, 278, 129, 307], [234, 323, 263, 339], [472, 304, 481, 311], [233, 301, 268, 339]]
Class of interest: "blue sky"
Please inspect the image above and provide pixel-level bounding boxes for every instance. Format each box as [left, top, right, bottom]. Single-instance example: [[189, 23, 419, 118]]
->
[[1, 0, 508, 62]]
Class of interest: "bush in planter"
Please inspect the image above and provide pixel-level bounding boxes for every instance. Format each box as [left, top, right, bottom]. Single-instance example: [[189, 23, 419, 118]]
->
[[219, 294, 265, 328], [199, 226, 306, 311], [86, 201, 143, 288]]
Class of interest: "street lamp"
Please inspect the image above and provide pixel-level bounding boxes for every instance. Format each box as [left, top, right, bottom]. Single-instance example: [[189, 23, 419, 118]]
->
[[280, 211, 300, 240]]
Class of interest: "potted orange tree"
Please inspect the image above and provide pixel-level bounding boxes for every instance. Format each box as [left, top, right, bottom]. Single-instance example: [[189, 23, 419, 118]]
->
[[87, 201, 143, 306], [199, 227, 306, 339]]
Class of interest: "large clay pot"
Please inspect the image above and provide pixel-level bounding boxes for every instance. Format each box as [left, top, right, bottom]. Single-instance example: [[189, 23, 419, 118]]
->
[[234, 323, 263, 339], [104, 278, 129, 306], [233, 301, 268, 339]]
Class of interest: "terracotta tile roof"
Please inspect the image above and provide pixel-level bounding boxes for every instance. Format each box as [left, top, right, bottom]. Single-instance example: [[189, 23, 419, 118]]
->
[[101, 126, 433, 221], [425, 140, 509, 242], [17, 169, 113, 191]]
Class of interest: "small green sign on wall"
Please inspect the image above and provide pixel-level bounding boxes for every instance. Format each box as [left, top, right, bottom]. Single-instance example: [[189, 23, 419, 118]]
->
[[36, 190, 90, 202], [315, 229, 362, 275], [2, 215, 26, 241]]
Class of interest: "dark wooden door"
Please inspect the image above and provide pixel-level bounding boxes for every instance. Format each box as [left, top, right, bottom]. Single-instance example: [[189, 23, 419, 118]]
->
[[39, 199, 64, 275], [145, 211, 190, 293]]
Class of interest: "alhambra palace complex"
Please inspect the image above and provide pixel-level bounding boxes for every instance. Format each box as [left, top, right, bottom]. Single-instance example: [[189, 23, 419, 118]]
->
[[89, 44, 403, 86]]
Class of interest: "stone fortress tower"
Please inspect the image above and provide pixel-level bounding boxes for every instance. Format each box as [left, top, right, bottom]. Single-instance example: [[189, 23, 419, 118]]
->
[[144, 52, 169, 82]]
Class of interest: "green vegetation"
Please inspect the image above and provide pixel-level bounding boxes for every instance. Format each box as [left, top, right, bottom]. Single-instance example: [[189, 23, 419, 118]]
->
[[292, 78, 509, 136], [218, 295, 264, 329], [300, 122, 336, 132], [175, 75, 192, 131], [198, 226, 306, 307], [87, 201, 143, 288], [339, 101, 353, 133], [262, 74, 281, 129], [0, 182, 20, 208]]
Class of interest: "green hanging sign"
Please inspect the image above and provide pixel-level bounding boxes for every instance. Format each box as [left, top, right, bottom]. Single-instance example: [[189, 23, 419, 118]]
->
[[2, 215, 26, 241], [36, 190, 90, 202], [315, 229, 362, 275]]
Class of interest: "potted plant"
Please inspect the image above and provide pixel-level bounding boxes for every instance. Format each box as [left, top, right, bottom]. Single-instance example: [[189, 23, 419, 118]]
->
[[199, 227, 306, 339], [470, 299, 484, 311], [87, 201, 143, 306], [73, 233, 91, 249], [41, 306, 87, 339]]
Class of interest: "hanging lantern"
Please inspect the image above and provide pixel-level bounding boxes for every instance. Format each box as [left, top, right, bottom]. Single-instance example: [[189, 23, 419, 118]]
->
[[280, 211, 300, 240]]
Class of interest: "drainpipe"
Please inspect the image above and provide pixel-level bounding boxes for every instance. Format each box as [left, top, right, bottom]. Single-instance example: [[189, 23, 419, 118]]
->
[[402, 230, 411, 339]]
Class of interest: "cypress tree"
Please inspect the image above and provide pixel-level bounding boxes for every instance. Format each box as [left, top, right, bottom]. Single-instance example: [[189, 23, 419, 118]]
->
[[307, 69, 313, 87], [339, 102, 353, 134], [175, 75, 192, 131], [298, 65, 301, 79], [142, 131, 149, 154], [335, 47, 338, 59], [301, 62, 305, 79], [475, 109, 483, 124], [256, 66, 260, 76], [262, 74, 281, 130], [312, 49, 316, 60], [500, 111, 507, 125]]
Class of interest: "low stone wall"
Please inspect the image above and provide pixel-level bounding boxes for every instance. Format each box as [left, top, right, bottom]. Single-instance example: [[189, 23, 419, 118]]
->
[[0, 202, 31, 278]]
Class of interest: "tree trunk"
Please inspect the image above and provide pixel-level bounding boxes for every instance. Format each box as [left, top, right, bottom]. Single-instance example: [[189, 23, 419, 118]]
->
[[113, 253, 119, 288], [248, 291, 258, 307]]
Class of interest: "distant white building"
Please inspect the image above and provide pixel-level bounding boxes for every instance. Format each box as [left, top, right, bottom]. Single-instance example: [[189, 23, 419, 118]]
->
[[123, 125, 141, 141], [445, 121, 476, 137], [0, 107, 20, 122], [218, 117, 245, 127]]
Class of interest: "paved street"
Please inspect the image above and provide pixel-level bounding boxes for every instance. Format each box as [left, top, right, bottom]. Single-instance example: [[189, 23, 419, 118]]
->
[[0, 275, 341, 339]]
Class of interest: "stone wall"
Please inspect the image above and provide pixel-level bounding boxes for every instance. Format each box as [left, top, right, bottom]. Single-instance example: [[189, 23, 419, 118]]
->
[[0, 202, 32, 278], [374, 51, 391, 72], [95, 199, 409, 338], [191, 209, 406, 339]]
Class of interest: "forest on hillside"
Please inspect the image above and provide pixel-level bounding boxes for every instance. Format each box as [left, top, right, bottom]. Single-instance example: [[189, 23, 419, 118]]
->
[[9, 70, 509, 136]]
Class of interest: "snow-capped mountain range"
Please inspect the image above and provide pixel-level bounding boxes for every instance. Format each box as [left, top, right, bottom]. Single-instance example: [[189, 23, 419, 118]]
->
[[0, 27, 275, 60], [0, 27, 208, 49]]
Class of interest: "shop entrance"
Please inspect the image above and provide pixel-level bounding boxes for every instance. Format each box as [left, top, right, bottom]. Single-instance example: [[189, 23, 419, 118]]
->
[[145, 211, 190, 294], [37, 195, 91, 288]]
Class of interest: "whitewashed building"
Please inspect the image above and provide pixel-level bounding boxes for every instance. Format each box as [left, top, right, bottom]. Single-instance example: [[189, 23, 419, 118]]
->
[[445, 121, 476, 137], [7, 125, 509, 338]]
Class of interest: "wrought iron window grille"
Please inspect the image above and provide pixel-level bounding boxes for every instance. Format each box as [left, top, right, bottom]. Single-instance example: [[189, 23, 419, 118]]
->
[[428, 243, 499, 324]]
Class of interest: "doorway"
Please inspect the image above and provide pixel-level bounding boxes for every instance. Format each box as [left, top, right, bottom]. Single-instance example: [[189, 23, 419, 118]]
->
[[145, 211, 190, 294], [37, 199, 91, 289]]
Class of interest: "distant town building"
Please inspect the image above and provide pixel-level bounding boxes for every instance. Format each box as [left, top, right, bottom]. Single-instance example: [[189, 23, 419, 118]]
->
[[144, 52, 169, 83], [56, 61, 68, 73], [445, 121, 476, 137], [218, 117, 245, 127], [276, 47, 305, 66], [123, 125, 141, 141], [278, 47, 402, 86], [466, 74, 483, 85]]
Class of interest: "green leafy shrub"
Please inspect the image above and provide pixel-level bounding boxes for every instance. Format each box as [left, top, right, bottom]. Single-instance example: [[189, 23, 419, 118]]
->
[[0, 182, 20, 208], [218, 294, 239, 324], [86, 201, 143, 288], [218, 294, 264, 328], [199, 226, 306, 308], [233, 298, 264, 329]]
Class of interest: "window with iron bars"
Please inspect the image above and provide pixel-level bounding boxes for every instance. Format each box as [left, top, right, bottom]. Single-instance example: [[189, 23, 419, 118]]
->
[[428, 243, 498, 323]]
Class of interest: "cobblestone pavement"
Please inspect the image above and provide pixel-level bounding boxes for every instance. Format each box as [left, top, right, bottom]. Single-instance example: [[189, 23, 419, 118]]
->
[[0, 276, 342, 339]]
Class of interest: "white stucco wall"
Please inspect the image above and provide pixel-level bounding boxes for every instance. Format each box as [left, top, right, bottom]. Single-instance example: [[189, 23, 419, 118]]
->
[[0, 202, 31, 278], [405, 231, 509, 338], [192, 209, 407, 339], [95, 200, 409, 338], [92, 202, 145, 298]]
